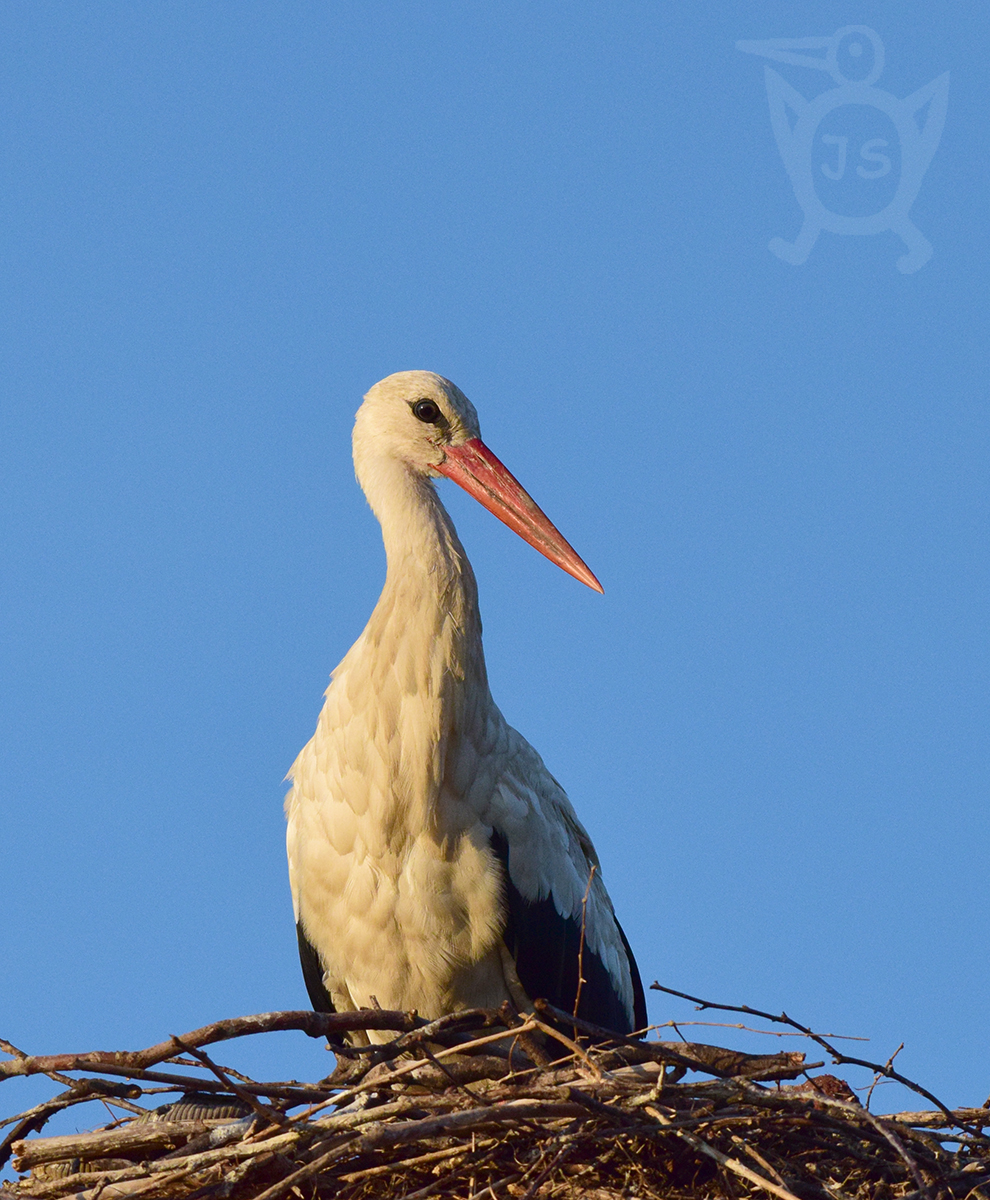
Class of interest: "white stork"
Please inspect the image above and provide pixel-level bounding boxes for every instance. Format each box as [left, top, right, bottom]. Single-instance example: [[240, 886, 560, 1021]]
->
[[285, 371, 646, 1038]]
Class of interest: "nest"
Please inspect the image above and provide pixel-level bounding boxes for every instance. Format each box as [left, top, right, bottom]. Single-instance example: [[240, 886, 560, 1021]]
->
[[3, 990, 989, 1200]]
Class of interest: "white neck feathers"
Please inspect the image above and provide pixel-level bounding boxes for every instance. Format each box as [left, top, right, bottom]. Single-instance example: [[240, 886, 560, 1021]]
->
[[312, 452, 489, 835]]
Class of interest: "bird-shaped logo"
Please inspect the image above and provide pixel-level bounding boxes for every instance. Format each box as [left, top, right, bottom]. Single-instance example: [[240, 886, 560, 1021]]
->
[[737, 27, 948, 273]]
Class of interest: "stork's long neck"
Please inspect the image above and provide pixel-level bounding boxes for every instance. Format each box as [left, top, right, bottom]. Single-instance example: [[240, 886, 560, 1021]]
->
[[366, 456, 483, 652], [330, 455, 489, 828]]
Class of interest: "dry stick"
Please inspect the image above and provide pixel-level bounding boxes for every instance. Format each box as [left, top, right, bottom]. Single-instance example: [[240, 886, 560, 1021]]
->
[[463, 1171, 523, 1200], [892, 1110, 990, 1130], [364, 1008, 506, 1063], [8, 1038, 322, 1110], [244, 1144, 342, 1200], [1, 1007, 508, 1165], [1, 1096, 72, 1136], [533, 998, 811, 1082], [645, 1105, 806, 1200], [661, 1020, 869, 1041], [225, 1092, 577, 1198], [158, 1094, 435, 1169], [168, 1039, 284, 1128], [1, 1081, 144, 1130], [731, 1134, 791, 1189], [12, 1119, 254, 1169], [293, 1019, 545, 1120], [390, 1142, 506, 1200], [156, 1117, 258, 1167], [0, 1010, 438, 1083], [0, 1040, 93, 1098], [865, 1042, 905, 1111], [8, 1127, 306, 1200], [572, 864, 597, 1025], [402, 1144, 518, 1200], [342, 1097, 587, 1154], [897, 1177, 990, 1200], [248, 1101, 582, 1200], [651, 981, 973, 1132], [193, 1063, 262, 1089], [17, 1161, 196, 1200], [564, 1085, 641, 1128], [790, 1091, 933, 1200], [534, 998, 700, 1059], [22, 1061, 330, 1104], [744, 1077, 942, 1200], [526, 1015, 604, 1080], [185, 1151, 261, 1200], [72, 1159, 211, 1200], [518, 1142, 576, 1200], [496, 1002, 552, 1070], [336, 1141, 486, 1184], [415, 1043, 491, 1107], [0, 1082, 149, 1171]]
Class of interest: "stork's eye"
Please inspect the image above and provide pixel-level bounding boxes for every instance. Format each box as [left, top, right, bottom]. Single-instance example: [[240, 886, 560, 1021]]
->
[[412, 399, 444, 424]]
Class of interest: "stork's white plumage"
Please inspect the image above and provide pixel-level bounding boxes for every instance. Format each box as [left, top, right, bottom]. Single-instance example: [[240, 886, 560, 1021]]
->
[[285, 372, 646, 1039]]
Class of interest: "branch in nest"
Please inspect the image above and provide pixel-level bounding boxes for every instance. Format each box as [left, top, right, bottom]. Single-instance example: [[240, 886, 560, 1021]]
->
[[3, 1000, 988, 1200]]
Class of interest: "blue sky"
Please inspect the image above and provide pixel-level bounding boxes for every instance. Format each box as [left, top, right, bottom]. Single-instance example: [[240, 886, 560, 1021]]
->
[[2, 0, 987, 1141]]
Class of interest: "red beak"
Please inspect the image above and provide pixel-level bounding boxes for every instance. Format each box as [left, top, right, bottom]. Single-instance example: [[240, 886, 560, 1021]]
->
[[436, 438, 603, 594]]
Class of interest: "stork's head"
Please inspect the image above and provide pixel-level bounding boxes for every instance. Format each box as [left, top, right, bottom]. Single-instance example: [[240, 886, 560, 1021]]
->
[[354, 371, 479, 474], [353, 370, 602, 592]]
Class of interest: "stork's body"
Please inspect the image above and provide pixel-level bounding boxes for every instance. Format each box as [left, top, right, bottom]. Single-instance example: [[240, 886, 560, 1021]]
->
[[285, 372, 646, 1037]]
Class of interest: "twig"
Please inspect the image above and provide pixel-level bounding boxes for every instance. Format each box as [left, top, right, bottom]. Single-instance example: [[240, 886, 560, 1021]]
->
[[651, 981, 970, 1131], [658, 1020, 868, 1041], [415, 1043, 490, 1107], [497, 1002, 552, 1070], [790, 1091, 933, 1200], [167, 1040, 284, 1127], [731, 1135, 790, 1189], [572, 864, 597, 1024], [646, 1105, 806, 1200], [335, 1141, 482, 1184], [13, 1120, 251, 1170], [462, 1170, 522, 1199], [14, 1061, 331, 1104], [0, 1081, 147, 1171], [389, 1142, 505, 1200], [866, 1042, 904, 1111], [533, 999, 811, 1081], [294, 1018, 544, 1119], [890, 1109, 990, 1130], [243, 1144, 339, 1200], [6, 999, 988, 1200], [364, 1009, 505, 1063], [0, 1011, 427, 1083], [518, 1143, 575, 1200], [526, 1015, 604, 1079]]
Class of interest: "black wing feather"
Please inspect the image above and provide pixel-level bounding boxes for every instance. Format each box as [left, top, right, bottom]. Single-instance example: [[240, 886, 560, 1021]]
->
[[616, 913, 648, 1032], [296, 921, 336, 1013], [490, 831, 645, 1036]]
